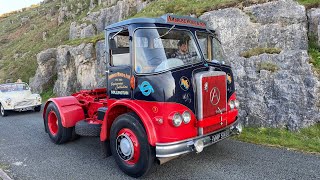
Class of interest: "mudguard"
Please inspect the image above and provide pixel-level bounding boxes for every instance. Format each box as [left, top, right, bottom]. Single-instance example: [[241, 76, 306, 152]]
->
[[100, 99, 158, 146], [43, 96, 85, 128]]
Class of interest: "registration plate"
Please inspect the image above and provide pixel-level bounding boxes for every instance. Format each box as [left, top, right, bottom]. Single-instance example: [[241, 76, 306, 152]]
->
[[211, 129, 230, 142]]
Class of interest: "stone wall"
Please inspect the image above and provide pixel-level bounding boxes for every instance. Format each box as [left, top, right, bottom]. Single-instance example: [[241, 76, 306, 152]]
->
[[200, 0, 320, 130]]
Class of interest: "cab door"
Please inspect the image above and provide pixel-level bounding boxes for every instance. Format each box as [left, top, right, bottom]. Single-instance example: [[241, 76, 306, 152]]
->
[[107, 29, 132, 99]]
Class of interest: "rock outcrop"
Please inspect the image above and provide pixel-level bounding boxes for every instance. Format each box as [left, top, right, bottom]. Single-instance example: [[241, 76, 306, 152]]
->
[[308, 8, 320, 45], [31, 41, 106, 96], [69, 0, 148, 39], [30, 0, 320, 130], [200, 0, 319, 130], [29, 48, 57, 93]]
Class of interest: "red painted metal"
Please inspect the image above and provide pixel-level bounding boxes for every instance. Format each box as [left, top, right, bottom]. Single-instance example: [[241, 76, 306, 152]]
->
[[44, 89, 237, 145], [43, 88, 108, 129], [72, 88, 108, 119], [201, 92, 238, 134], [201, 75, 228, 134], [48, 111, 58, 135], [202, 75, 227, 118], [44, 96, 85, 128], [101, 99, 198, 144], [198, 109, 238, 127], [118, 128, 140, 165]]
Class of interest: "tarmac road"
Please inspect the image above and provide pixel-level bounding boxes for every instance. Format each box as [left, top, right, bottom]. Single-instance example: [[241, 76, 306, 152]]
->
[[0, 110, 319, 180]]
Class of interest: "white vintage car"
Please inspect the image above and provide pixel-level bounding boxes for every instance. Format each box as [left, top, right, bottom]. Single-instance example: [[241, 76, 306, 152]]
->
[[0, 83, 42, 116]]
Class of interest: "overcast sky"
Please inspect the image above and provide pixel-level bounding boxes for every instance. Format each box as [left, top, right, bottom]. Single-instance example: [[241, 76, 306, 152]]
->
[[0, 0, 43, 15]]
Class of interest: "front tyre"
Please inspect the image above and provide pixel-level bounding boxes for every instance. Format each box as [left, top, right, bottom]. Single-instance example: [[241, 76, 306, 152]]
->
[[0, 104, 8, 117], [34, 105, 41, 112], [44, 102, 73, 144], [110, 113, 155, 178]]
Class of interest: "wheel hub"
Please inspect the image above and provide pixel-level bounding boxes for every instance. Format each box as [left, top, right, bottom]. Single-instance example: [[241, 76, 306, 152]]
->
[[117, 134, 134, 161], [48, 111, 58, 135]]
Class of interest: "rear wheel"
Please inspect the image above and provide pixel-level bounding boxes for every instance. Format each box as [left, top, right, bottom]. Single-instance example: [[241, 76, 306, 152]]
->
[[0, 104, 7, 117], [110, 113, 155, 178], [44, 102, 74, 144]]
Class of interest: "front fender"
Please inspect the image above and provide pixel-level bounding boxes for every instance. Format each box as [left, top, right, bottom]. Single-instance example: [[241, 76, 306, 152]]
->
[[43, 96, 85, 128], [0, 100, 10, 109], [101, 99, 158, 146]]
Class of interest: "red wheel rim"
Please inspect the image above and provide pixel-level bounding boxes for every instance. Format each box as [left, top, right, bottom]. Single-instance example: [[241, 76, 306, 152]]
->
[[48, 111, 58, 136], [116, 128, 140, 165]]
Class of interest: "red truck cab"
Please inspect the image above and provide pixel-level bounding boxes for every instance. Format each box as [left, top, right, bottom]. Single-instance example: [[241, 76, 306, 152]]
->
[[43, 14, 242, 178]]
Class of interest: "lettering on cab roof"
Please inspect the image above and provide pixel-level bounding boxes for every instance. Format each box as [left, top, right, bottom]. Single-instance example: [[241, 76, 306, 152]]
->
[[165, 14, 207, 28]]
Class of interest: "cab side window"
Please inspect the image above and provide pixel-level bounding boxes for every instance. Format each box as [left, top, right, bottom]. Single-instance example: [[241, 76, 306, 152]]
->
[[109, 31, 130, 66]]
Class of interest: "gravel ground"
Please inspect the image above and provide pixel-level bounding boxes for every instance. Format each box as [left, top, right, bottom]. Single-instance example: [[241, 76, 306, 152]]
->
[[0, 110, 319, 180]]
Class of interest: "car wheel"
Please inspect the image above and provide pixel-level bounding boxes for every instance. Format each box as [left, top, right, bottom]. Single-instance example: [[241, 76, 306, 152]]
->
[[0, 104, 8, 117], [110, 113, 155, 178], [44, 102, 73, 144], [34, 105, 41, 112]]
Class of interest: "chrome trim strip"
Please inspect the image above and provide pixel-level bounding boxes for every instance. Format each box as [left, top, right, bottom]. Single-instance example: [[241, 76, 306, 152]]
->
[[156, 118, 238, 158]]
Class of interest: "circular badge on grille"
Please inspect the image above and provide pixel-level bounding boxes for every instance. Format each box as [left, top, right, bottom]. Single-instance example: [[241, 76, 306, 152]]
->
[[210, 87, 220, 105]]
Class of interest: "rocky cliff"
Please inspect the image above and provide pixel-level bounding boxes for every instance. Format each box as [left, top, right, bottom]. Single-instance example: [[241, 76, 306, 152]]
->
[[30, 0, 320, 130], [200, 0, 320, 130]]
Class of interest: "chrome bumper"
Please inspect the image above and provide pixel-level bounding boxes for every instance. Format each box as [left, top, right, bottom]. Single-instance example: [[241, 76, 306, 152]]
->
[[156, 120, 242, 158], [6, 104, 41, 111]]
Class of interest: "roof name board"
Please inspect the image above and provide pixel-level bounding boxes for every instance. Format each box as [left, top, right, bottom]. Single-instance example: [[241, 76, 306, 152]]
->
[[165, 15, 206, 28]]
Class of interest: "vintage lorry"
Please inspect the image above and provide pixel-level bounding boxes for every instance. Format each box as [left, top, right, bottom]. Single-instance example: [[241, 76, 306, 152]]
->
[[43, 14, 242, 178]]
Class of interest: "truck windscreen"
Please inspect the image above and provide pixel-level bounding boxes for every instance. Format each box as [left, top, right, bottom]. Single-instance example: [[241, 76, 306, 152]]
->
[[134, 28, 202, 74], [196, 31, 226, 64]]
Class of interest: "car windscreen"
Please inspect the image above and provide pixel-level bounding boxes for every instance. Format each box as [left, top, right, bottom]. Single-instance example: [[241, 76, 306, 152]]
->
[[134, 28, 202, 74], [0, 83, 30, 92]]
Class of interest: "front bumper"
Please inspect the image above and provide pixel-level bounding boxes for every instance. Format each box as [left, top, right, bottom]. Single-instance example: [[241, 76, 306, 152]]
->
[[4, 103, 41, 111], [156, 119, 242, 158]]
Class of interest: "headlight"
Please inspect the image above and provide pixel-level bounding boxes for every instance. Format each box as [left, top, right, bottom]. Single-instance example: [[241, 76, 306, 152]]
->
[[229, 101, 235, 109], [5, 98, 11, 105], [37, 95, 42, 102], [182, 111, 191, 124], [234, 100, 240, 108], [172, 113, 182, 127]]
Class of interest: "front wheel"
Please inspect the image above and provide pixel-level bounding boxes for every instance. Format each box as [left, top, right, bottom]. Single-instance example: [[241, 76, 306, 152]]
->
[[0, 104, 8, 117], [44, 102, 74, 144], [34, 105, 41, 112], [110, 113, 155, 178]]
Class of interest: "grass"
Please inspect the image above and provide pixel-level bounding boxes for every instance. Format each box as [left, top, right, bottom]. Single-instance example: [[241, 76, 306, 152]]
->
[[41, 88, 56, 102], [134, 0, 275, 18], [240, 47, 282, 58], [234, 123, 320, 154], [0, 0, 91, 84], [65, 33, 104, 46], [0, 163, 9, 170], [298, 0, 320, 9], [257, 62, 279, 72]]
